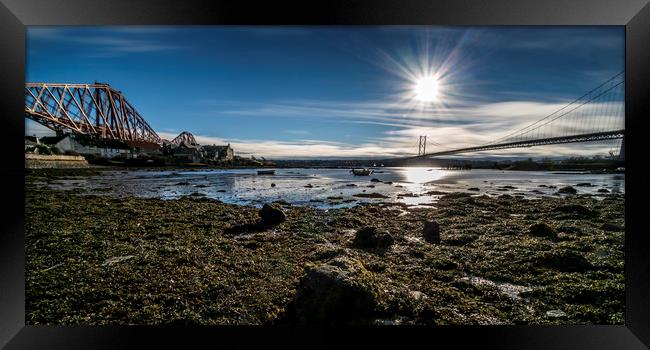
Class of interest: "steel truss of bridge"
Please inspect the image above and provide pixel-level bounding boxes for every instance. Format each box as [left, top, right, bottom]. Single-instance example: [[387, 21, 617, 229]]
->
[[25, 82, 161, 144], [414, 129, 625, 158]]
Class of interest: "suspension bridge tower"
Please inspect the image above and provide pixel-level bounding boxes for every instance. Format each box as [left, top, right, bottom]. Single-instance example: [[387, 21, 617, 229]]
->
[[619, 135, 625, 161], [418, 136, 427, 156]]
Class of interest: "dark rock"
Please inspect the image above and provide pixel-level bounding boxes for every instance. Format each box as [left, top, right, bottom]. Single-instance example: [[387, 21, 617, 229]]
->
[[345, 184, 357, 187], [539, 249, 591, 272], [597, 188, 610, 193], [443, 192, 473, 199], [422, 220, 441, 244], [553, 204, 597, 218], [468, 187, 480, 191], [557, 186, 577, 194], [529, 222, 557, 240], [259, 203, 286, 226], [270, 183, 276, 187], [399, 192, 419, 197], [424, 190, 447, 195], [370, 178, 381, 182], [576, 183, 592, 187], [353, 193, 389, 199], [216, 189, 226, 193], [288, 256, 379, 324], [352, 227, 395, 249], [367, 185, 375, 188], [175, 181, 190, 186], [305, 184, 314, 188]]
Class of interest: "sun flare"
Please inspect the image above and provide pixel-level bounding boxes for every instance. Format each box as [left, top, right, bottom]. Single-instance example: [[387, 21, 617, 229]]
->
[[413, 75, 440, 102]]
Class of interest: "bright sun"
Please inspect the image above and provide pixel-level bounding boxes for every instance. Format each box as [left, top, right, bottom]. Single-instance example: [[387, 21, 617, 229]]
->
[[413, 75, 440, 102]]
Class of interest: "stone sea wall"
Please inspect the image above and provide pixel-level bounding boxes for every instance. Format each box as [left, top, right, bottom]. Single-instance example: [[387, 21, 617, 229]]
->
[[25, 154, 89, 169]]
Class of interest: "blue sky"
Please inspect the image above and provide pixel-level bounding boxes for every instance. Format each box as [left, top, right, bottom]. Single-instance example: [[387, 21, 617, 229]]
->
[[26, 26, 624, 159]]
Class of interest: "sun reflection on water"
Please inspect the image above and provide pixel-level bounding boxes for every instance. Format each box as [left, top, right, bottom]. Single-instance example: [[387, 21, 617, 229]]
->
[[399, 167, 446, 192]]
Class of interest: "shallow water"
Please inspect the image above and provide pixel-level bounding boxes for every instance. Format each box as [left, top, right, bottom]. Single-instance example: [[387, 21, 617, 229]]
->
[[44, 167, 625, 208]]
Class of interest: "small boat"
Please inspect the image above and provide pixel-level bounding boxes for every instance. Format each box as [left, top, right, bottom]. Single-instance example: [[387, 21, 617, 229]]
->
[[257, 169, 275, 175], [351, 168, 373, 176]]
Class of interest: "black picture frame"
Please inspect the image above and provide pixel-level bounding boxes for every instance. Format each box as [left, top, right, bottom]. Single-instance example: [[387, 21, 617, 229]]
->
[[1, 0, 649, 348]]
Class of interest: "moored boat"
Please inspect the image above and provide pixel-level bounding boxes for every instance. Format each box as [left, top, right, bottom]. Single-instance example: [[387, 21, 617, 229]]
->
[[257, 169, 275, 175]]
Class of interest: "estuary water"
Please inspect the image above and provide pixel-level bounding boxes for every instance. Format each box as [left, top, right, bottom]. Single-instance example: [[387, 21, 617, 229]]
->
[[44, 167, 625, 208]]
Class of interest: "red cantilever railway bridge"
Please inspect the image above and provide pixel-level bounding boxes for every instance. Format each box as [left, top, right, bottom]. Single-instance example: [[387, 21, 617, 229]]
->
[[25, 82, 162, 146]]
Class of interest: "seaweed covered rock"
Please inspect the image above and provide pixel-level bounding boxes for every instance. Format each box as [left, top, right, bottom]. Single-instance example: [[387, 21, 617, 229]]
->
[[601, 222, 624, 232], [443, 192, 473, 199], [557, 186, 577, 194], [259, 203, 286, 226], [288, 256, 379, 324], [529, 222, 557, 240], [553, 204, 598, 218], [539, 249, 591, 272], [352, 226, 394, 249], [422, 220, 441, 244]]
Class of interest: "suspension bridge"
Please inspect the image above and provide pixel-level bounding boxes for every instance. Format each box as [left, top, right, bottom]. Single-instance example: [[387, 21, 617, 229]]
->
[[411, 71, 625, 160]]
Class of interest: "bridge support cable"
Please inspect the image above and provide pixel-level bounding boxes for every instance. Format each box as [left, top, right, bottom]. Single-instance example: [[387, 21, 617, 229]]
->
[[408, 71, 625, 159], [485, 71, 624, 147]]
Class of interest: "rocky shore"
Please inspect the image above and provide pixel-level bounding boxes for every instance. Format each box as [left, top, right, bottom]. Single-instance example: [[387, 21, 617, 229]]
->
[[25, 170, 625, 325]]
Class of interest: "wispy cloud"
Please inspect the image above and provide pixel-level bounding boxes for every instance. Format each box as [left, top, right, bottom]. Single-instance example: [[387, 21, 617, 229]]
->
[[28, 28, 184, 56], [285, 129, 311, 135], [159, 93, 624, 160]]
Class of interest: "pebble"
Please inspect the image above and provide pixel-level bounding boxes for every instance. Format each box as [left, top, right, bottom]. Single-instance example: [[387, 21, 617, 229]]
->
[[546, 310, 567, 318]]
